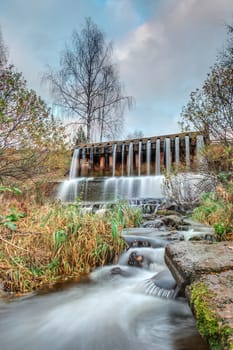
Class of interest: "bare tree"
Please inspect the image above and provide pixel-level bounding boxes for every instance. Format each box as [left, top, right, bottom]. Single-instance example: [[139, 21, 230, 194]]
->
[[43, 18, 132, 143]]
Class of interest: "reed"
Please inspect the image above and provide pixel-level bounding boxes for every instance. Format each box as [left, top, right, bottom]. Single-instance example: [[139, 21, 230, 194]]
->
[[0, 200, 142, 294]]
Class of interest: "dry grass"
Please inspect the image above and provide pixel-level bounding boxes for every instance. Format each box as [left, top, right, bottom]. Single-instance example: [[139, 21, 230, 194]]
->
[[0, 199, 141, 294]]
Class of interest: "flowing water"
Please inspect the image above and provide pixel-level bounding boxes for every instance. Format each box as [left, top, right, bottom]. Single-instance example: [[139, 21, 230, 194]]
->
[[0, 244, 208, 350], [156, 139, 161, 175]]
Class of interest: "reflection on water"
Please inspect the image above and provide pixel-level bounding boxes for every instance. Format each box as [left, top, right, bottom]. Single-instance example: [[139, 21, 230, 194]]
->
[[0, 263, 208, 350]]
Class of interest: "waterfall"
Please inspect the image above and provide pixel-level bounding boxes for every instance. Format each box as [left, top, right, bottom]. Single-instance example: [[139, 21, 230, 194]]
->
[[127, 142, 133, 176], [165, 138, 171, 173], [80, 147, 86, 176], [112, 144, 117, 177], [196, 134, 205, 168], [89, 146, 94, 172], [121, 144, 125, 176], [146, 141, 151, 175], [103, 176, 164, 201], [138, 141, 142, 176], [185, 135, 190, 168], [155, 139, 160, 175], [196, 135, 204, 154], [175, 137, 179, 167], [69, 148, 80, 179]]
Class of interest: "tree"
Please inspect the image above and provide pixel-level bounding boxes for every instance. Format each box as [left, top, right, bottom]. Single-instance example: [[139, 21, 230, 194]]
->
[[180, 64, 233, 143], [44, 17, 132, 143], [219, 24, 233, 66], [0, 64, 67, 184], [0, 27, 7, 68], [126, 130, 144, 140]]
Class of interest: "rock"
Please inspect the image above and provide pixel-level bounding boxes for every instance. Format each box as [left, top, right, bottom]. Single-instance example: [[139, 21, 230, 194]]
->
[[187, 271, 233, 350], [141, 219, 164, 228], [161, 215, 183, 228], [165, 241, 233, 293]]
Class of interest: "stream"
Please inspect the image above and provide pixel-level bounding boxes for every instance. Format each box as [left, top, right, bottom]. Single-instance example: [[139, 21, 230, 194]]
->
[[0, 243, 208, 350]]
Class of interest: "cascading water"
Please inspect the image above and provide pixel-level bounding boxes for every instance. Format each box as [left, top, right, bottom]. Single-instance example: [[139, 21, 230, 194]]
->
[[89, 146, 94, 172], [146, 140, 151, 175], [81, 147, 86, 176], [175, 137, 179, 167], [40, 133, 209, 350], [165, 138, 171, 173], [112, 144, 117, 177], [103, 176, 164, 202], [155, 139, 161, 175], [121, 143, 125, 176], [56, 133, 204, 203], [185, 135, 190, 168], [138, 141, 142, 176], [0, 228, 208, 350], [196, 134, 204, 153], [127, 142, 134, 176], [69, 148, 80, 179]]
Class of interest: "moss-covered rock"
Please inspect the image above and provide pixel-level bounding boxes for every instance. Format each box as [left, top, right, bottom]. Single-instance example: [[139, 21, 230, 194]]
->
[[189, 281, 233, 350]]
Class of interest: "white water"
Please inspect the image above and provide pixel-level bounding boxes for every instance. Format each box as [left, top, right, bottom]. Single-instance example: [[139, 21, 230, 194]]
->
[[165, 138, 171, 173], [146, 141, 151, 175], [112, 144, 117, 177], [185, 136, 190, 168], [175, 137, 179, 167], [121, 143, 125, 176], [103, 176, 164, 201], [138, 141, 142, 176], [155, 139, 161, 175], [127, 142, 134, 176], [0, 245, 208, 350], [69, 148, 80, 179], [56, 176, 164, 202]]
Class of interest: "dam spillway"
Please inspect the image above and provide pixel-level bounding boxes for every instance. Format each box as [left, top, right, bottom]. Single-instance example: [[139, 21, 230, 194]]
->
[[57, 132, 205, 202], [69, 132, 204, 178]]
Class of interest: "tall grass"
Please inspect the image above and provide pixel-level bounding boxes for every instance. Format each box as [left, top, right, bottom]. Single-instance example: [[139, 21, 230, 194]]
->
[[192, 192, 233, 241], [0, 200, 142, 294]]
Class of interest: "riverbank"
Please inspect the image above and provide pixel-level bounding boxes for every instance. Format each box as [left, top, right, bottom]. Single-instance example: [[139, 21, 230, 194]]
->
[[165, 241, 233, 350]]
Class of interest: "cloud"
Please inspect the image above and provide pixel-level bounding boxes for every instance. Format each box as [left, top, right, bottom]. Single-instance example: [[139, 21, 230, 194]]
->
[[116, 0, 233, 99], [1, 0, 233, 138]]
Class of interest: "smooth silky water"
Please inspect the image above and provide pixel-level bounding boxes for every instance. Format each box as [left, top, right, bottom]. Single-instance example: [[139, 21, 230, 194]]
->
[[6, 135, 208, 349], [0, 245, 208, 350]]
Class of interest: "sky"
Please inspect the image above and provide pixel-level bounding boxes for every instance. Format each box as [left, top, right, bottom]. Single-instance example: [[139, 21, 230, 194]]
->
[[1, 0, 233, 139]]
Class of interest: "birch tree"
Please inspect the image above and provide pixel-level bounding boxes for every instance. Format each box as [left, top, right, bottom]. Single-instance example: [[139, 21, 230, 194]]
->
[[44, 18, 132, 143]]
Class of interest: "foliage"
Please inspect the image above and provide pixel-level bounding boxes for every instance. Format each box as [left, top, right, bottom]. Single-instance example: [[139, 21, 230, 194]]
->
[[192, 192, 233, 241], [190, 282, 233, 349], [0, 198, 142, 294], [44, 17, 133, 142], [0, 27, 7, 68], [126, 130, 144, 140], [0, 64, 68, 184], [180, 64, 233, 143]]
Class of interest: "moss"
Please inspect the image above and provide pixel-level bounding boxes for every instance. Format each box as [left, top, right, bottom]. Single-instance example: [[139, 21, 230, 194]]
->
[[190, 282, 233, 350]]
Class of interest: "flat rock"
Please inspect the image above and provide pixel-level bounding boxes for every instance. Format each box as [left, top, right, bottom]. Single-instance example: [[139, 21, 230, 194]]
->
[[165, 241, 233, 292], [121, 227, 160, 237]]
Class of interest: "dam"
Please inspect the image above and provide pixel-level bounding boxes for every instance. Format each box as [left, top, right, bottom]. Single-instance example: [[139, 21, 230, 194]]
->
[[57, 131, 205, 202]]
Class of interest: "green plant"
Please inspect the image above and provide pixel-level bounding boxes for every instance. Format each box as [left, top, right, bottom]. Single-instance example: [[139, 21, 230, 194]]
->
[[192, 190, 233, 241], [0, 207, 26, 231]]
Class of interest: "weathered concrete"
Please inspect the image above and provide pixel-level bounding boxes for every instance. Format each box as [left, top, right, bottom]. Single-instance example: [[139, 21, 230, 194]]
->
[[165, 241, 233, 349], [165, 241, 233, 292]]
